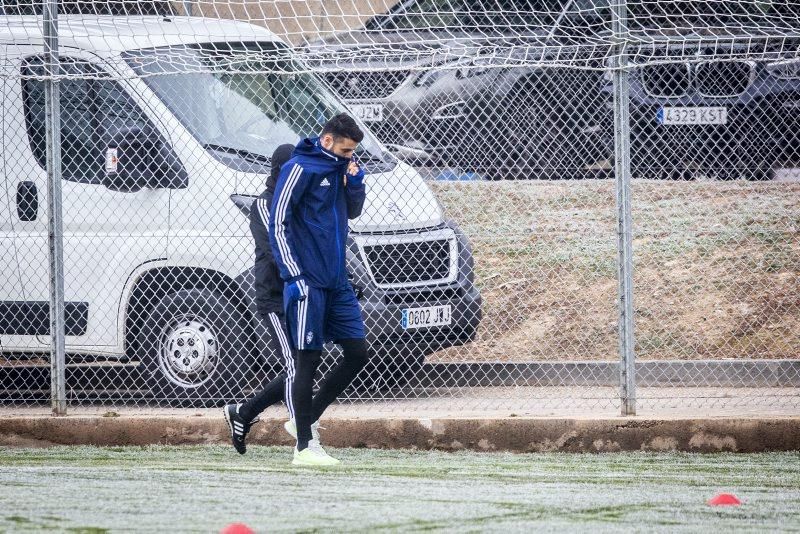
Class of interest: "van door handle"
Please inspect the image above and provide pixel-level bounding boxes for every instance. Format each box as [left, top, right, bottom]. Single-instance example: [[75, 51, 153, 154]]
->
[[16, 181, 38, 221]]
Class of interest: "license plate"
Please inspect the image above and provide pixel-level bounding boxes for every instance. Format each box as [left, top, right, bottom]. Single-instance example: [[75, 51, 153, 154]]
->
[[657, 107, 728, 125], [401, 305, 452, 330], [350, 103, 384, 122]]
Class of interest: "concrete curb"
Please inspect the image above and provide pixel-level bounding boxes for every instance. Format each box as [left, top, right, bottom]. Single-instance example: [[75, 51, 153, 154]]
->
[[1, 416, 799, 452]]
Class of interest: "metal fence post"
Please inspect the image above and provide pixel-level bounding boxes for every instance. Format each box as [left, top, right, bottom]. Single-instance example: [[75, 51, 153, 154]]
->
[[612, 0, 637, 416], [44, 0, 67, 415]]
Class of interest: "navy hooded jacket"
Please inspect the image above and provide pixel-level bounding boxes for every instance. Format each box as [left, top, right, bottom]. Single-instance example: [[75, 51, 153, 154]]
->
[[268, 137, 366, 290]]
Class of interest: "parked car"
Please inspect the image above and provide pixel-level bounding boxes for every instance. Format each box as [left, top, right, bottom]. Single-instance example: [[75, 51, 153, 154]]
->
[[453, 57, 608, 180], [447, 1, 800, 181], [309, 0, 610, 179], [597, 43, 800, 180], [0, 16, 481, 403], [580, 1, 800, 180]]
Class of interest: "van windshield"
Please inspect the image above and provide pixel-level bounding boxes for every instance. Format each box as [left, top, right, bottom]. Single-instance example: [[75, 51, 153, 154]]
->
[[125, 42, 387, 170]]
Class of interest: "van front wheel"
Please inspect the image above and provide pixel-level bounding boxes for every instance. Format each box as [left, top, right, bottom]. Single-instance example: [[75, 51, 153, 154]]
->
[[140, 289, 251, 407]]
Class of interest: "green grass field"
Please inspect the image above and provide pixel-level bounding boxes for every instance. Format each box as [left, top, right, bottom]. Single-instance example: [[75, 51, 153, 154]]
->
[[1, 446, 799, 532]]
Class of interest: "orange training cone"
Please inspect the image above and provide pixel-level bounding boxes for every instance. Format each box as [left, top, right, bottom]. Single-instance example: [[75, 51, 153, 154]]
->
[[708, 493, 742, 506], [220, 523, 255, 534]]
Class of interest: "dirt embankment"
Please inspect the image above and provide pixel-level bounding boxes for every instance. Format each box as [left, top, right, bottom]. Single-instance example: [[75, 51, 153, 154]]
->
[[427, 180, 800, 362]]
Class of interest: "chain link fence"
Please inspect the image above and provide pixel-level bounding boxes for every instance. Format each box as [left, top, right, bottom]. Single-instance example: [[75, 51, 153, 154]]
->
[[0, 0, 798, 415]]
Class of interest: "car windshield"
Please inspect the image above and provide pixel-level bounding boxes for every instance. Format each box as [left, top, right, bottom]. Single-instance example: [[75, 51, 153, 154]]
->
[[125, 42, 385, 167]]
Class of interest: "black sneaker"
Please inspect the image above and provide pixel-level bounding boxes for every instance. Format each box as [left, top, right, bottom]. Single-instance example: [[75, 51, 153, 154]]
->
[[223, 403, 258, 455]]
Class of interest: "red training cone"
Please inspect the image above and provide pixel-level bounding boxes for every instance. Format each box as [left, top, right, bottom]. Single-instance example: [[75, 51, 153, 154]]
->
[[220, 523, 255, 534], [708, 493, 742, 506]]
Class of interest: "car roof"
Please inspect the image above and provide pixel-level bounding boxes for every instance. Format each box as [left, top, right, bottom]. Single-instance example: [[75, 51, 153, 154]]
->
[[0, 16, 283, 54]]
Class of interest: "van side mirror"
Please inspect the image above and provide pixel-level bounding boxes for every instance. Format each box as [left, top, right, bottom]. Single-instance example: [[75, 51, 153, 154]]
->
[[101, 125, 188, 192]]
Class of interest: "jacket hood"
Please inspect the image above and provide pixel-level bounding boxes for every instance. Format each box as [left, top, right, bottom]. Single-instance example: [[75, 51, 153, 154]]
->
[[294, 137, 350, 167], [266, 143, 295, 194]]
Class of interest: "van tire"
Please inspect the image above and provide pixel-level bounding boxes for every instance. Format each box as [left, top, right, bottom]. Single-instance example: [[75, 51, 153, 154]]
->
[[140, 288, 251, 407]]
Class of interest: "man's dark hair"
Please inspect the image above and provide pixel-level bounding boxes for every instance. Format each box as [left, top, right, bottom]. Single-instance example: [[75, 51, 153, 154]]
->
[[321, 113, 364, 143]]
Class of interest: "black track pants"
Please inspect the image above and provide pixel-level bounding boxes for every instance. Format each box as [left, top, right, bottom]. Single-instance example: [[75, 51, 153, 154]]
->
[[238, 312, 296, 422], [292, 338, 369, 450]]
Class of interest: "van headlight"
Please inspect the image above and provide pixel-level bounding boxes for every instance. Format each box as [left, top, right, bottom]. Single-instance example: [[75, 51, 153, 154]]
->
[[230, 194, 257, 216]]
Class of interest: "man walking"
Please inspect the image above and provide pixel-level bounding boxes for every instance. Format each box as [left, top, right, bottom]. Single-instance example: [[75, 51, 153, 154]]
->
[[223, 144, 297, 455], [269, 113, 369, 466]]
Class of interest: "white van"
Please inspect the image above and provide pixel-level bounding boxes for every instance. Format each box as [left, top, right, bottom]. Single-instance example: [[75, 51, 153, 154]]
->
[[0, 16, 481, 402]]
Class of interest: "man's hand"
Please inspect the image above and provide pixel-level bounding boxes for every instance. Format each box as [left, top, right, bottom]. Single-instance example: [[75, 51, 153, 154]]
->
[[285, 277, 308, 303], [345, 159, 364, 188]]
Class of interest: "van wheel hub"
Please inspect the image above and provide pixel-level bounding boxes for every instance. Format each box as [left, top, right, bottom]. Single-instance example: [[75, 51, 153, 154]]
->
[[159, 318, 218, 387]]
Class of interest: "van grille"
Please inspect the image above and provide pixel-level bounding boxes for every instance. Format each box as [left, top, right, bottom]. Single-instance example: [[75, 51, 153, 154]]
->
[[362, 239, 452, 286], [323, 70, 411, 100]]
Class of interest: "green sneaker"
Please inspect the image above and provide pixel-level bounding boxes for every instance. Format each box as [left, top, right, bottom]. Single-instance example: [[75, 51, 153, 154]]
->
[[284, 419, 321, 441], [292, 440, 340, 467]]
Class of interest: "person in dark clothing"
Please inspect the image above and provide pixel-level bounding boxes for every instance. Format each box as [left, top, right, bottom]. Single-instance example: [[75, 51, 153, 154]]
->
[[223, 143, 296, 455], [269, 113, 369, 466]]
